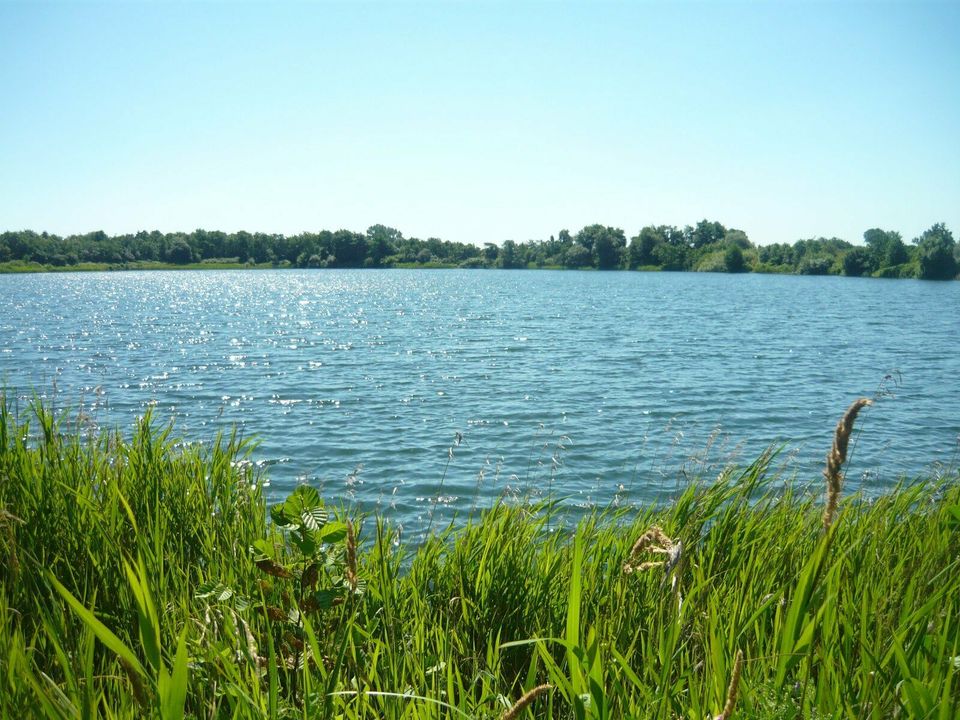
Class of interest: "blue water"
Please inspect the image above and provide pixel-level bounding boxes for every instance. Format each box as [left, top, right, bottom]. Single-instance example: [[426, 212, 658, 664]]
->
[[1, 269, 957, 535]]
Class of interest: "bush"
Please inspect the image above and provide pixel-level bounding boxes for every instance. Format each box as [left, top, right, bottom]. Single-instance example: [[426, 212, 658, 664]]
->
[[724, 244, 747, 273]]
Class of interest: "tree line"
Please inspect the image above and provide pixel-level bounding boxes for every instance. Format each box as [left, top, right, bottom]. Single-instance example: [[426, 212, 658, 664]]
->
[[1, 220, 957, 279]]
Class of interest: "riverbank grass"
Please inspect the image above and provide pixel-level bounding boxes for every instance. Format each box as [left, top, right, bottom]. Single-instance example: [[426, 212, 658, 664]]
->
[[1, 400, 957, 718]]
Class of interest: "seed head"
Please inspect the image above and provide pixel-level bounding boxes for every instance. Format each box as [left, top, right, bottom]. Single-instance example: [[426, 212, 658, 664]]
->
[[345, 520, 358, 592], [714, 649, 744, 720], [500, 684, 552, 720], [823, 398, 872, 529]]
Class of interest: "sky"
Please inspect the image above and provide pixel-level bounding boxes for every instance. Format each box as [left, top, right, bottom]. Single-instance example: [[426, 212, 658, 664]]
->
[[1, 0, 958, 247]]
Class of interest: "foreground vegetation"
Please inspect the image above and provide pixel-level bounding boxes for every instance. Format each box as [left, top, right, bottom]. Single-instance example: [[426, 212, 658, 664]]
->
[[1, 400, 958, 719], [2, 220, 958, 279]]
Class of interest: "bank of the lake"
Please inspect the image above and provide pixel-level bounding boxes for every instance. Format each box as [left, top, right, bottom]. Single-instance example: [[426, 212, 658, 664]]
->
[[3, 221, 958, 279], [0, 259, 276, 273], [1, 402, 958, 719]]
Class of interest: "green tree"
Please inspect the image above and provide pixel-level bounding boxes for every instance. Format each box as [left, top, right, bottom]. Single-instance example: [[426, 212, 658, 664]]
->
[[166, 239, 193, 264], [499, 240, 523, 268], [691, 219, 727, 249], [332, 230, 367, 267], [915, 223, 957, 280], [575, 224, 625, 269], [724, 244, 747, 273], [628, 226, 661, 268], [862, 228, 907, 272], [653, 242, 688, 271], [798, 255, 833, 275], [723, 229, 752, 249], [842, 247, 873, 277], [366, 225, 402, 266], [563, 243, 592, 268]]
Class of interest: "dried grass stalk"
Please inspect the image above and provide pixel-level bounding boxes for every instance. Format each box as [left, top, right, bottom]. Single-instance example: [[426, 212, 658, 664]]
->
[[623, 525, 681, 575], [119, 657, 149, 708], [500, 684, 552, 720], [714, 648, 744, 720], [345, 520, 358, 592], [823, 398, 872, 529]]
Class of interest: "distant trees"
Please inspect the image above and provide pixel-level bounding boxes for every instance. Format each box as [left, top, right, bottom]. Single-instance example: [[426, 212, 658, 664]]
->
[[842, 246, 873, 277], [691, 219, 726, 249], [863, 228, 908, 271], [0, 220, 955, 280], [724, 244, 747, 273], [166, 239, 193, 264], [499, 240, 523, 269], [915, 223, 957, 280], [563, 243, 592, 268], [627, 227, 659, 268], [570, 224, 626, 269], [366, 225, 401, 266]]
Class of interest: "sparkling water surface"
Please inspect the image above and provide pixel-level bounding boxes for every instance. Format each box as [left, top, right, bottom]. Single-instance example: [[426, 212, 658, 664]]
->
[[1, 269, 957, 536]]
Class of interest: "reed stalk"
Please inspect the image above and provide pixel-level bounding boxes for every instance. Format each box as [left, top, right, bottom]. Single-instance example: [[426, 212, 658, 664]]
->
[[822, 398, 872, 529]]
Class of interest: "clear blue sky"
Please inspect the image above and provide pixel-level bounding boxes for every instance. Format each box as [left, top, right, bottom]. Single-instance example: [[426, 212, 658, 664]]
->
[[1, 0, 958, 247]]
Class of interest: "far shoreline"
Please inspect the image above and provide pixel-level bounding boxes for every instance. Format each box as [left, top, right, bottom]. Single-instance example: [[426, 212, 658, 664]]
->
[[1, 259, 953, 281]]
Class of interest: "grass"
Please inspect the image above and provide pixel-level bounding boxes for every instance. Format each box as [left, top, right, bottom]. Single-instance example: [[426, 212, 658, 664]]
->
[[1, 399, 958, 718]]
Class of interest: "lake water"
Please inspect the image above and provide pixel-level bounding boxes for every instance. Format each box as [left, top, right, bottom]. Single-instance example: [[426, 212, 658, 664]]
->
[[1, 269, 957, 536]]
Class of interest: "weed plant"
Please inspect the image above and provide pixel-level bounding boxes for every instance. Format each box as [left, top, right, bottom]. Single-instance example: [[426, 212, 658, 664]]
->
[[0, 399, 958, 718]]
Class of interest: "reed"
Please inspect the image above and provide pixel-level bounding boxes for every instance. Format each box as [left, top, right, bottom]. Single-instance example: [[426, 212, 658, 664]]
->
[[822, 397, 872, 529], [500, 684, 552, 720], [714, 649, 744, 720], [1, 397, 957, 719]]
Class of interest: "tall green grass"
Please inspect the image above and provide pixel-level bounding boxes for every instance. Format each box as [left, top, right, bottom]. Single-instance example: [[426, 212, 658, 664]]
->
[[1, 400, 957, 718]]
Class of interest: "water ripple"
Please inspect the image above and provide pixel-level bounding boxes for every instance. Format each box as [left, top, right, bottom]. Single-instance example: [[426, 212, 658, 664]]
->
[[1, 269, 958, 534]]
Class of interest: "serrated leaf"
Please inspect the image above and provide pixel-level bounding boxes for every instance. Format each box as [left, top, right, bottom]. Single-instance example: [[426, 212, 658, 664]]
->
[[284, 485, 322, 518], [318, 521, 347, 543], [270, 502, 294, 527], [195, 582, 233, 603], [291, 530, 317, 557], [301, 507, 328, 531], [251, 539, 275, 560], [195, 581, 217, 597], [311, 589, 338, 610]]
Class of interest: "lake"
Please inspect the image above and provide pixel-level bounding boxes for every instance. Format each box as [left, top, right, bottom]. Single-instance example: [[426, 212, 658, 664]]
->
[[1, 269, 957, 537]]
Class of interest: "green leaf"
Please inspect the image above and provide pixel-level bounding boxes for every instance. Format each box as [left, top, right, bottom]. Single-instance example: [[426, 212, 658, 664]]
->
[[312, 589, 338, 611], [946, 505, 960, 529], [160, 627, 189, 720], [270, 502, 293, 527], [317, 521, 347, 543], [124, 558, 162, 673], [251, 539, 275, 560], [566, 531, 584, 694], [300, 507, 328, 532], [284, 485, 322, 518], [776, 531, 834, 688], [195, 582, 233, 603], [290, 530, 317, 557], [49, 573, 147, 680]]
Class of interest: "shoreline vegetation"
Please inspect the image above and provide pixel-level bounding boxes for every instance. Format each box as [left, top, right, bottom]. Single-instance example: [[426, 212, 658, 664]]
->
[[1, 399, 958, 718], [2, 220, 959, 279]]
